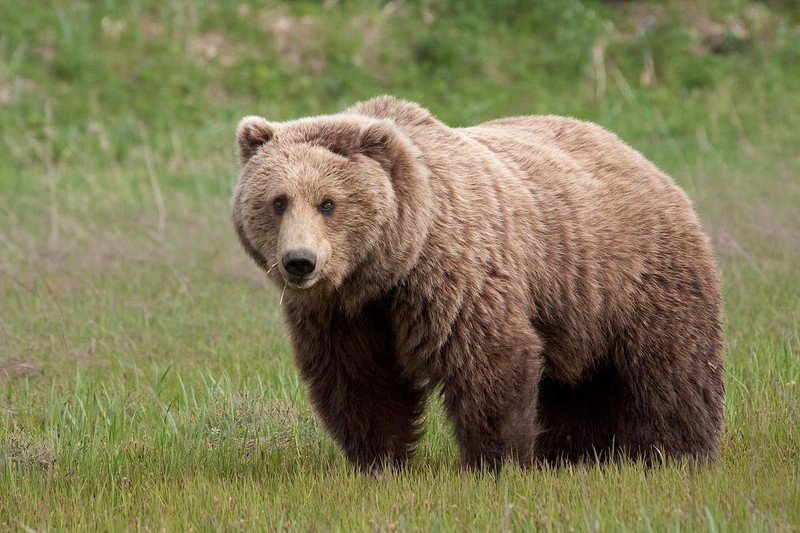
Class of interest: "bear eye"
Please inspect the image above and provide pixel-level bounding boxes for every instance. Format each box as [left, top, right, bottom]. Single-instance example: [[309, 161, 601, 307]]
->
[[272, 196, 287, 215], [318, 199, 335, 216]]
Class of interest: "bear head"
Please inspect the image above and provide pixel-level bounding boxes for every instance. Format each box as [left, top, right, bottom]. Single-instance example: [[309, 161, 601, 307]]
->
[[231, 111, 433, 304]]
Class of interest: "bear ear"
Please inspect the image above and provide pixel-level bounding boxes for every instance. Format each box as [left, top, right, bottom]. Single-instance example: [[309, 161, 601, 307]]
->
[[236, 116, 275, 164], [357, 119, 400, 173]]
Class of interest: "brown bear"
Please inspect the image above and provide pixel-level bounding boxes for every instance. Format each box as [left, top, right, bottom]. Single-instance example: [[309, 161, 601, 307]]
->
[[231, 96, 724, 471]]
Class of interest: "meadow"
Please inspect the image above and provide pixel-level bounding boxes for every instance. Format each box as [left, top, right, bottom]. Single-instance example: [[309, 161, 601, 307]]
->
[[1, 0, 798, 530]]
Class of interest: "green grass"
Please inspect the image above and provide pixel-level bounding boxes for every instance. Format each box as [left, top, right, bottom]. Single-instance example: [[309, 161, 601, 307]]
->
[[1, 0, 799, 530]]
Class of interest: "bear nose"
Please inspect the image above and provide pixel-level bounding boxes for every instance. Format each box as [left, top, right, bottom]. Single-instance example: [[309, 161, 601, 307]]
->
[[282, 249, 317, 277]]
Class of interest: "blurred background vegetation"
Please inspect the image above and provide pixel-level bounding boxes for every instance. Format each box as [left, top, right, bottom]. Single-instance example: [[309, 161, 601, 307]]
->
[[3, 0, 799, 174]]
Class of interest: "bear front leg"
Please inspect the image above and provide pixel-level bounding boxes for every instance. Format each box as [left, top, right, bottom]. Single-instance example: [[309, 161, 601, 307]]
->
[[443, 331, 544, 472], [286, 302, 426, 472], [305, 364, 425, 471]]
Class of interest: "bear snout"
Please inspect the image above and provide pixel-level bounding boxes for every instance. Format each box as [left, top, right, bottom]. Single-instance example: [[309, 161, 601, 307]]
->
[[282, 248, 317, 278]]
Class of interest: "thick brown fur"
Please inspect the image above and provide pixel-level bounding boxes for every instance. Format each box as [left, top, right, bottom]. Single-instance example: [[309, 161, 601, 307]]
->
[[231, 96, 725, 472]]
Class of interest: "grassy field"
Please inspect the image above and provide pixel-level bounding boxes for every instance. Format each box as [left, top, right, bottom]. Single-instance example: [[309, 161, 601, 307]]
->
[[1, 0, 799, 530]]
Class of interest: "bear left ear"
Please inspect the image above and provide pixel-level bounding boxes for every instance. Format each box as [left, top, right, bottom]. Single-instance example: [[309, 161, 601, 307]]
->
[[237, 116, 275, 165], [357, 120, 400, 173]]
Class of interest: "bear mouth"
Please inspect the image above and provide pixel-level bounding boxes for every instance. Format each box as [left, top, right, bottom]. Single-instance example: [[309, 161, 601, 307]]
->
[[285, 273, 319, 290]]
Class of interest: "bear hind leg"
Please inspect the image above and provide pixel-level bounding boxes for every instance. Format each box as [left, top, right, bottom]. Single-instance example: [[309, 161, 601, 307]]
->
[[610, 348, 724, 465]]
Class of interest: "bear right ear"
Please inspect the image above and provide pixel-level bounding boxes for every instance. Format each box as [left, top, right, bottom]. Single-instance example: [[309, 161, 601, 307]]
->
[[236, 116, 275, 164], [357, 119, 401, 174]]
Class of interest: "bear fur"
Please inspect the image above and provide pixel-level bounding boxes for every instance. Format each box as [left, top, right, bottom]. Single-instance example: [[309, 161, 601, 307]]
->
[[231, 96, 724, 471]]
